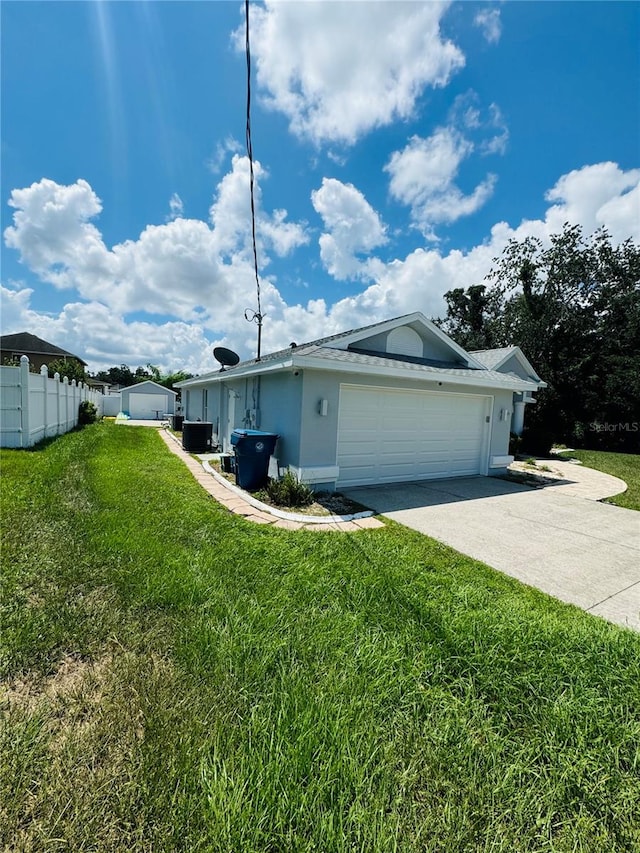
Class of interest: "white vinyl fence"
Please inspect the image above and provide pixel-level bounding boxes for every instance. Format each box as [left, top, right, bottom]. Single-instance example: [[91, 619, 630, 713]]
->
[[0, 356, 104, 448]]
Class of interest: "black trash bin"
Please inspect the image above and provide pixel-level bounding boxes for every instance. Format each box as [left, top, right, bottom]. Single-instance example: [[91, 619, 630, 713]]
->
[[171, 414, 184, 432], [231, 429, 278, 491], [182, 421, 213, 452]]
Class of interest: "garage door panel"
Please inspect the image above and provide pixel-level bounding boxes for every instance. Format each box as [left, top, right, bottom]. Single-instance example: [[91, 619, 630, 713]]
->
[[128, 392, 168, 419], [337, 386, 488, 487]]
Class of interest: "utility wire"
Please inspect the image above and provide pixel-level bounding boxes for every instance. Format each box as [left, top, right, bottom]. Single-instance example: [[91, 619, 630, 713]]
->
[[244, 0, 263, 361]]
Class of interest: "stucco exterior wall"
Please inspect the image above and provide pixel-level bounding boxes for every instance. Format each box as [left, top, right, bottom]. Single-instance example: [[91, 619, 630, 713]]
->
[[180, 366, 519, 488], [184, 388, 203, 421], [190, 373, 303, 466], [298, 369, 516, 486]]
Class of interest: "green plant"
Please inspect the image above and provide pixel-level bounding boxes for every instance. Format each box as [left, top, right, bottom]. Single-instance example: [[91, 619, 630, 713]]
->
[[265, 470, 314, 507], [78, 400, 98, 425], [2, 424, 640, 851], [48, 357, 87, 384]]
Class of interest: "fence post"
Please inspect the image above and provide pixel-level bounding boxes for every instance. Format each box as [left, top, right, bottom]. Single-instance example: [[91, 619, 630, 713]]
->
[[40, 364, 49, 438], [71, 379, 77, 428], [63, 376, 69, 431], [54, 373, 61, 436], [19, 356, 30, 448]]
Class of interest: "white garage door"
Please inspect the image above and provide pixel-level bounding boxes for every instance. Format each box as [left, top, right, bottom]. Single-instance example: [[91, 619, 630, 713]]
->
[[337, 385, 490, 488], [128, 392, 168, 420]]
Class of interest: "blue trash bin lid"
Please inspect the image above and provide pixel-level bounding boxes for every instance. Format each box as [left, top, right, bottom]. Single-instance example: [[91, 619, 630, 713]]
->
[[231, 429, 279, 449], [231, 429, 278, 437]]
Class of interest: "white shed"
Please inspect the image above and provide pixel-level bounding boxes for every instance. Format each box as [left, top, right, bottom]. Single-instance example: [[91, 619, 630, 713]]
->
[[120, 380, 177, 420]]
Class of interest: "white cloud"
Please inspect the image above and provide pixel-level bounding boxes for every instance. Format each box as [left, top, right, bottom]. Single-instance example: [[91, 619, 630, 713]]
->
[[3, 159, 308, 330], [385, 93, 509, 236], [481, 104, 509, 156], [311, 178, 387, 279], [448, 92, 509, 156], [545, 162, 640, 242], [238, 1, 464, 145], [386, 128, 496, 235], [4, 179, 110, 290], [167, 192, 184, 221], [326, 162, 640, 326], [209, 154, 308, 259], [3, 162, 638, 373], [207, 136, 243, 174], [0, 286, 220, 374], [474, 8, 502, 44]]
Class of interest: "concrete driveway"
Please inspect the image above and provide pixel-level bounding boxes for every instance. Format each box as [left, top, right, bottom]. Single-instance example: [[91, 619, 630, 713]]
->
[[343, 476, 640, 631]]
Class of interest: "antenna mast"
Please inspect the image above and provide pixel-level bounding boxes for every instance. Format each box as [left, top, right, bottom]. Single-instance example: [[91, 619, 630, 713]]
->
[[244, 0, 263, 361]]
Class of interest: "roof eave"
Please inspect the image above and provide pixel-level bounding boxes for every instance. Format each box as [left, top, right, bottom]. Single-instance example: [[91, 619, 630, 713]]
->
[[293, 354, 541, 392], [174, 357, 295, 388]]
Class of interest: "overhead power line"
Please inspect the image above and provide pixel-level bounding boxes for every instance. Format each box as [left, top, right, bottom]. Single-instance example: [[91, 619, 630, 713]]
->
[[244, 0, 263, 361]]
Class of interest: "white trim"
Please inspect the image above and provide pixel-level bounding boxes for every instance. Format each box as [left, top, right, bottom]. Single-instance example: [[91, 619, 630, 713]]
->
[[330, 312, 488, 370], [175, 358, 293, 388], [293, 354, 539, 392], [121, 379, 177, 395], [479, 346, 544, 384], [326, 313, 425, 351], [178, 352, 538, 394], [490, 455, 514, 468], [289, 464, 339, 484]]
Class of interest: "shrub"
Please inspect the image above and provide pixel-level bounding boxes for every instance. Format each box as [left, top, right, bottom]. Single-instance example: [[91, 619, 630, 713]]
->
[[78, 400, 98, 425], [265, 470, 314, 508]]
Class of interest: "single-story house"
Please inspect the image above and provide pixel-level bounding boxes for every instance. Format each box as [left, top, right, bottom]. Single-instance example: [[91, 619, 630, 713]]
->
[[0, 332, 87, 372], [119, 380, 177, 420], [176, 313, 545, 490]]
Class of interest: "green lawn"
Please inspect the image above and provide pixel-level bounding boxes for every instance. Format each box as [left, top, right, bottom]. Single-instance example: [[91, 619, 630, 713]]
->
[[558, 449, 640, 511], [2, 424, 639, 852]]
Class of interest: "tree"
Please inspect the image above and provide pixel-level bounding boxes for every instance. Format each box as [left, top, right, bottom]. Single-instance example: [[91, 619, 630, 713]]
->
[[47, 358, 87, 384], [439, 225, 640, 451], [160, 370, 194, 390], [91, 363, 194, 390], [441, 284, 503, 351]]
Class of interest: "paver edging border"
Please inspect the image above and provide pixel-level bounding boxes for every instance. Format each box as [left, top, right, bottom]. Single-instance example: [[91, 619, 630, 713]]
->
[[201, 460, 374, 525], [162, 427, 377, 526]]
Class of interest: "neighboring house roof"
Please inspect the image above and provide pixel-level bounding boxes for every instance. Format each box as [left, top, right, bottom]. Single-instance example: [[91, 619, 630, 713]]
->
[[177, 313, 544, 393], [470, 346, 544, 384], [0, 332, 87, 366], [84, 378, 110, 391], [120, 380, 178, 395]]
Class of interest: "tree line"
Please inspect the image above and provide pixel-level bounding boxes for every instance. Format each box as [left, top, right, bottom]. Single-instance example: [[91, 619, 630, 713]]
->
[[91, 363, 193, 390], [438, 224, 639, 453], [33, 360, 193, 390]]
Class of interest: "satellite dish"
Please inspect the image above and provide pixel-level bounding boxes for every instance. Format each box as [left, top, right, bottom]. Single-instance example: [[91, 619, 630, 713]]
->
[[213, 346, 240, 371]]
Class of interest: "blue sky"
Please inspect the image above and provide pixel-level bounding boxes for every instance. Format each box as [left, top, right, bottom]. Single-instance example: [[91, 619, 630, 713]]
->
[[2, 1, 638, 373]]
